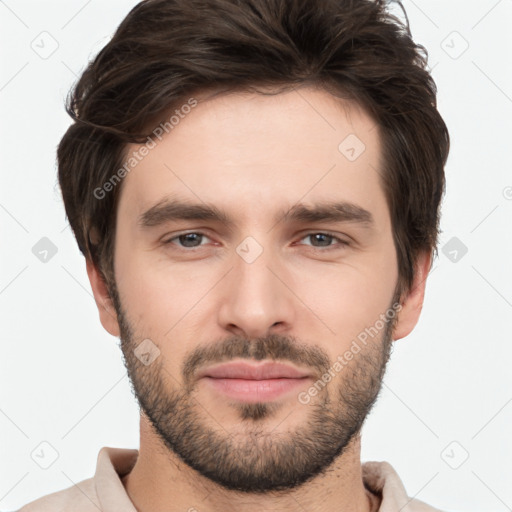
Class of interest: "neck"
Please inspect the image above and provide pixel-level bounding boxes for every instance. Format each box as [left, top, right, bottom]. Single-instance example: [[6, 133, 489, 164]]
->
[[121, 415, 377, 512]]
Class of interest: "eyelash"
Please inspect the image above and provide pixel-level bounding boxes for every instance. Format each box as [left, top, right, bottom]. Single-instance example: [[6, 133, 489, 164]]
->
[[162, 231, 350, 251]]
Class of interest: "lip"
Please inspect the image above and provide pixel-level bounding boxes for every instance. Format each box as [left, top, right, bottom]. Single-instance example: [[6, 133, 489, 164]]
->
[[196, 361, 313, 403], [196, 360, 312, 380]]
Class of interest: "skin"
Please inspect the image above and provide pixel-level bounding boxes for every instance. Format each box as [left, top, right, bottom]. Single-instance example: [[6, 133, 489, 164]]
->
[[87, 85, 431, 512]]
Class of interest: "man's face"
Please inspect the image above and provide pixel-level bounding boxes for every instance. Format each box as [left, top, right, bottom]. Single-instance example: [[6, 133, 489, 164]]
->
[[109, 86, 400, 492]]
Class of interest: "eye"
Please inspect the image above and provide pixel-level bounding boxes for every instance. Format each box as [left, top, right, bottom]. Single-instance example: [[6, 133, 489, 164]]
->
[[163, 232, 212, 249], [298, 232, 349, 250], [162, 231, 349, 251]]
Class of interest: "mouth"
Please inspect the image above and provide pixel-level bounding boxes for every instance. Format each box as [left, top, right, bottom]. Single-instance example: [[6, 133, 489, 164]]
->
[[196, 360, 313, 403]]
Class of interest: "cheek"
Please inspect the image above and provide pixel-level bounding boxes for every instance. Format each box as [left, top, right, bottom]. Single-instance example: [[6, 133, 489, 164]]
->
[[288, 250, 397, 350], [115, 248, 220, 343]]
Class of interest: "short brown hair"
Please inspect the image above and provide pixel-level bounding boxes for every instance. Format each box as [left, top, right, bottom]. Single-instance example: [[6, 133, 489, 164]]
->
[[58, 0, 449, 300]]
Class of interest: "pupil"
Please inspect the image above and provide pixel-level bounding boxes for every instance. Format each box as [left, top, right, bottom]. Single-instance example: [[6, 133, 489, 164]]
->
[[313, 234, 331, 246], [180, 233, 201, 247]]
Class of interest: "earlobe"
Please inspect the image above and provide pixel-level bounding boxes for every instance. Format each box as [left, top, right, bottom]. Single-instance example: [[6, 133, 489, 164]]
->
[[392, 251, 432, 341], [85, 259, 121, 337]]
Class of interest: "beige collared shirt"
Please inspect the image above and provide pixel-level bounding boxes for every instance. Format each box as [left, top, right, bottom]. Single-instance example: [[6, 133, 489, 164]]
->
[[17, 447, 444, 511]]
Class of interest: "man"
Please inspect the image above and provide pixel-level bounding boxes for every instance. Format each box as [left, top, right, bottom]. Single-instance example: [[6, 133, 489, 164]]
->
[[19, 0, 449, 510]]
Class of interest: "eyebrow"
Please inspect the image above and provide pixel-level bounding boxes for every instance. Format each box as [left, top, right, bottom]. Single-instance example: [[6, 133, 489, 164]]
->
[[138, 197, 375, 230]]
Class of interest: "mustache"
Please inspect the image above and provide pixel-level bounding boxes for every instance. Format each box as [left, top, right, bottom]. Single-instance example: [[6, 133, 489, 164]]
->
[[181, 332, 331, 386]]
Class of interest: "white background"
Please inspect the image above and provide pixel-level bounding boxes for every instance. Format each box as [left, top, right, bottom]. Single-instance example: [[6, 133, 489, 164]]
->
[[1, 1, 511, 510]]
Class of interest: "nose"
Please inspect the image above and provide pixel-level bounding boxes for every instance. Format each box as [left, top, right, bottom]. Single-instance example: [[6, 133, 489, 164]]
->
[[217, 242, 296, 339]]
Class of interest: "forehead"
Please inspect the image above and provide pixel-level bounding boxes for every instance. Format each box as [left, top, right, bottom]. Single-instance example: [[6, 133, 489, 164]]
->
[[117, 85, 386, 227]]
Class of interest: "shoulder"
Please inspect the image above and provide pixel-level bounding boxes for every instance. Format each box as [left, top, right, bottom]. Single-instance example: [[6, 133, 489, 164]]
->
[[16, 477, 100, 512], [15, 446, 138, 512], [362, 461, 445, 512]]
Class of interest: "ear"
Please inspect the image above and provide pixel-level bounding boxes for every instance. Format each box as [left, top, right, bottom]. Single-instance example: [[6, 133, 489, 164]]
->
[[86, 258, 120, 337], [392, 250, 432, 341]]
